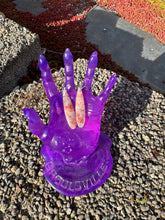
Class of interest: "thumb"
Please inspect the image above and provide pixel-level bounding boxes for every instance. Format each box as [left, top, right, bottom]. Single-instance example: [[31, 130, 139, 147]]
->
[[23, 108, 46, 137]]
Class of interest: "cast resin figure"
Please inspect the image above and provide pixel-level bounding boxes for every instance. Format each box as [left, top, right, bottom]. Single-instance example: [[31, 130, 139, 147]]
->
[[23, 48, 117, 196]]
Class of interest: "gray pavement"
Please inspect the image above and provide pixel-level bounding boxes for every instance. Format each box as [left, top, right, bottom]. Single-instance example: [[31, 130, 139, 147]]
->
[[13, 0, 47, 15], [13, 1, 165, 92], [86, 6, 165, 93]]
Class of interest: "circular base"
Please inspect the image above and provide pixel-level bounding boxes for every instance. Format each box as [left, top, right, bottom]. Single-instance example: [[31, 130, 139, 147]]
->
[[42, 132, 113, 197]]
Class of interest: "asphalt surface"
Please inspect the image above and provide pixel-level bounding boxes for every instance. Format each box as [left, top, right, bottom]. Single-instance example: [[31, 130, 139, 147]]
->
[[13, 1, 165, 93]]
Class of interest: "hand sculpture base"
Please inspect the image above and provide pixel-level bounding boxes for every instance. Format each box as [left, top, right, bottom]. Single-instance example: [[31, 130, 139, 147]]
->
[[41, 132, 113, 197]]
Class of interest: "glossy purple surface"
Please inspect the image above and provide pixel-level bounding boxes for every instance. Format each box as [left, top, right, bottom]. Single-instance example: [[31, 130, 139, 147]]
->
[[23, 48, 117, 196]]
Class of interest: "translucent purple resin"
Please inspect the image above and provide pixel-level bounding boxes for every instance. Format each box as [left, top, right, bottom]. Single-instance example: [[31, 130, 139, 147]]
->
[[23, 48, 117, 197]]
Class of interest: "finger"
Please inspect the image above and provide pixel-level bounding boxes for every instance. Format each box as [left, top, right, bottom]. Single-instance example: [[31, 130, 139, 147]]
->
[[63, 88, 76, 129], [38, 55, 58, 100], [82, 51, 98, 91], [76, 87, 85, 128], [98, 74, 117, 102], [23, 108, 46, 137], [63, 48, 75, 90]]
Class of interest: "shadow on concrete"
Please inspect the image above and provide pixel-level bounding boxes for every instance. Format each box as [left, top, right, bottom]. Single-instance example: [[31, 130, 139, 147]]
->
[[86, 6, 165, 93]]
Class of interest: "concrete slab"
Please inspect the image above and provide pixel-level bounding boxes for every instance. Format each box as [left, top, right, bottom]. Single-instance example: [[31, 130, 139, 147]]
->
[[13, 0, 47, 16], [86, 6, 165, 93]]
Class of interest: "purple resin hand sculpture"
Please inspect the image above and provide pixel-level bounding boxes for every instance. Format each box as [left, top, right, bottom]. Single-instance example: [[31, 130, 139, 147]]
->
[[23, 48, 117, 196]]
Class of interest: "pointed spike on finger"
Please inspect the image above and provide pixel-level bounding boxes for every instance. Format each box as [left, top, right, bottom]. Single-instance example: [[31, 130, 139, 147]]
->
[[38, 54, 50, 72], [82, 51, 98, 90], [76, 87, 85, 128], [98, 74, 117, 102], [63, 48, 73, 65], [63, 48, 75, 90], [63, 88, 77, 129], [88, 51, 98, 68]]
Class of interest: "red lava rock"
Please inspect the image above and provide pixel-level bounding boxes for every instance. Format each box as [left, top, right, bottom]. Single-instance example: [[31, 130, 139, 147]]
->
[[152, 149, 159, 157]]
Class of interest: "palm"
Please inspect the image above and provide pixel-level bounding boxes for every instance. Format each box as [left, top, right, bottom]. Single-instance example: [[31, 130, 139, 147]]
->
[[23, 49, 117, 163]]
